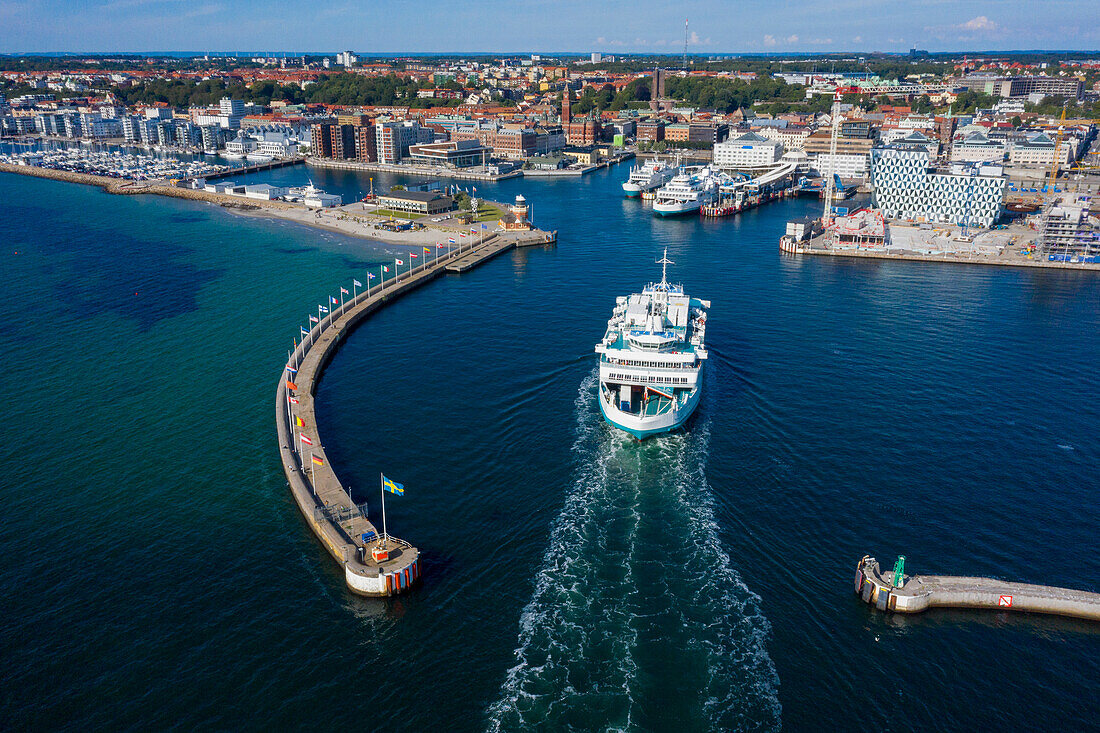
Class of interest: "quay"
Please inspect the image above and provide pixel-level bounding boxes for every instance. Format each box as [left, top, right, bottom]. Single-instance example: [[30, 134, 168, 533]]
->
[[276, 225, 555, 596], [784, 235, 1100, 271], [204, 156, 305, 180], [855, 556, 1100, 621], [443, 232, 553, 272], [308, 157, 522, 181], [309, 150, 634, 181]]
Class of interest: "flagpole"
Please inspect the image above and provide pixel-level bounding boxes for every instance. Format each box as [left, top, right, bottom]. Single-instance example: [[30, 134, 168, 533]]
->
[[380, 472, 388, 546], [285, 350, 292, 439], [352, 279, 357, 300], [310, 456, 315, 494]]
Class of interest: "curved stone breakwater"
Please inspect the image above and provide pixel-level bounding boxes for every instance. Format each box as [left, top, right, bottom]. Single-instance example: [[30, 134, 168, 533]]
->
[[856, 556, 1100, 621], [276, 228, 555, 596]]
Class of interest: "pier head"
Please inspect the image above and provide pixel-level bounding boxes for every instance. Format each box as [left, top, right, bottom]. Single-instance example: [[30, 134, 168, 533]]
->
[[855, 555, 1100, 622]]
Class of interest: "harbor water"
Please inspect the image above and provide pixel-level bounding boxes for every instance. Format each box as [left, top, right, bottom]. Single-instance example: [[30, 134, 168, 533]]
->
[[2, 163, 1098, 731]]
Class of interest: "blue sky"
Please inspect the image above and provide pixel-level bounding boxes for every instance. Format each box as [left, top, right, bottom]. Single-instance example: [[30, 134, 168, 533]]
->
[[0, 0, 1096, 53]]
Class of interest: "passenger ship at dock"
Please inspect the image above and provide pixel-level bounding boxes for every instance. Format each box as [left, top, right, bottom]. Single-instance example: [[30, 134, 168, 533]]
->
[[622, 157, 679, 197], [595, 250, 710, 439], [651, 165, 722, 216]]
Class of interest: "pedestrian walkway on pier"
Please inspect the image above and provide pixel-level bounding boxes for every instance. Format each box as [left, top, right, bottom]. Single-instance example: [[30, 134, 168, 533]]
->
[[276, 227, 554, 596], [855, 556, 1100, 621]]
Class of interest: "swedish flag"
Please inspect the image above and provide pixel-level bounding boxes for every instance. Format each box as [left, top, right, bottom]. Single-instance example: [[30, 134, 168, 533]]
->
[[382, 475, 404, 496]]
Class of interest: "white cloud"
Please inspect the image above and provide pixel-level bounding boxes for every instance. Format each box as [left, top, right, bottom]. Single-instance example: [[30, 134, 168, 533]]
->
[[785, 34, 799, 44], [852, 35, 862, 43], [959, 15, 997, 32], [686, 31, 712, 46], [763, 34, 776, 47]]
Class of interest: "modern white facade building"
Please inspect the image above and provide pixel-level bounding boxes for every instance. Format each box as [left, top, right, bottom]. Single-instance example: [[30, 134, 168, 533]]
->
[[713, 132, 783, 170], [813, 152, 870, 180], [870, 145, 1006, 228]]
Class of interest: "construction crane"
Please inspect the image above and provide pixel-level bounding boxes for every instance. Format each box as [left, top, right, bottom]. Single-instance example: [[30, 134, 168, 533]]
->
[[822, 88, 843, 229], [1047, 107, 1067, 191]]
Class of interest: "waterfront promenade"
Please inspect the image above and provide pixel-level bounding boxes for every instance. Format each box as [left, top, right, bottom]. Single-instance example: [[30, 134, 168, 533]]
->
[[277, 227, 555, 596]]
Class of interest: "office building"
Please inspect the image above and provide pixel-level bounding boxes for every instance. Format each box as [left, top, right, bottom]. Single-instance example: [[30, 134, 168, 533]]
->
[[950, 133, 1007, 163], [870, 144, 1006, 228]]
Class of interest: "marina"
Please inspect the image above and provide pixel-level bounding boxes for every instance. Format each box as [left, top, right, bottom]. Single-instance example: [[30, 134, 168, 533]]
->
[[0, 145, 230, 180]]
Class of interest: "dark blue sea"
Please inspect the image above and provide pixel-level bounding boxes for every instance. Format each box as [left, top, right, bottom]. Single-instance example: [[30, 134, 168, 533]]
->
[[2, 162, 1098, 731]]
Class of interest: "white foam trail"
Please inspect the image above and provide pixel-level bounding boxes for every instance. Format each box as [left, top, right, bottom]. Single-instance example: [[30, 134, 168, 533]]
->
[[487, 369, 641, 731], [659, 421, 782, 730], [486, 370, 781, 732]]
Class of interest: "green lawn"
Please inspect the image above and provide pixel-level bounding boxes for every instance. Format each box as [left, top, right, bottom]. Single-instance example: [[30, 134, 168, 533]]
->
[[369, 208, 426, 219], [471, 204, 503, 223]]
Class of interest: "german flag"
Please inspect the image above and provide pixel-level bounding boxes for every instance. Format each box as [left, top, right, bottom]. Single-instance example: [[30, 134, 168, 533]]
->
[[312, 455, 324, 466]]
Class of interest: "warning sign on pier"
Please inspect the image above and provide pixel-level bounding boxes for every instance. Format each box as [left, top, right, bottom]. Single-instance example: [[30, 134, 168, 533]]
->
[[999, 595, 1013, 607]]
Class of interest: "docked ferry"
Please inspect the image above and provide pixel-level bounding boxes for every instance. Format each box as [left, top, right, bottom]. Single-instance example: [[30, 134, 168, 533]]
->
[[594, 250, 709, 439], [622, 158, 678, 197], [652, 165, 722, 216]]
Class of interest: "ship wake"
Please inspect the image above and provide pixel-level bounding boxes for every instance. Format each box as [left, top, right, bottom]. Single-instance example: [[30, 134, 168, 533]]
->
[[485, 370, 781, 732]]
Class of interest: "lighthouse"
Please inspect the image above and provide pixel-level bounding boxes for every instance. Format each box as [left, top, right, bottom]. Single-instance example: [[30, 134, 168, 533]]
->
[[500, 194, 532, 231]]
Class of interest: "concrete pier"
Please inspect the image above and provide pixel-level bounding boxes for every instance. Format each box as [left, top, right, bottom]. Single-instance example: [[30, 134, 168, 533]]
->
[[203, 156, 305, 180], [276, 227, 554, 596], [856, 556, 1100, 621]]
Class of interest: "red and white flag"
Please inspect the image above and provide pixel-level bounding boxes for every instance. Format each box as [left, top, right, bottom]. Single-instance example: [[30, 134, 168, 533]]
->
[[395, 259, 404, 265], [289, 396, 299, 404], [300, 434, 313, 446]]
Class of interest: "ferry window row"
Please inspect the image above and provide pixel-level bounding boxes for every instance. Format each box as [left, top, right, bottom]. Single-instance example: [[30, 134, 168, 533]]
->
[[608, 374, 688, 385], [605, 358, 688, 369]]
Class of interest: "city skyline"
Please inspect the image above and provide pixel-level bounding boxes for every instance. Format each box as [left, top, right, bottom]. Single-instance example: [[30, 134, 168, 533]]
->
[[0, 0, 1098, 54]]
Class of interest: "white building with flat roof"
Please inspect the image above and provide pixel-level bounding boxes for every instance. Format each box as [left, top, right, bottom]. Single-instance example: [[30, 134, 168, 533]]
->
[[813, 152, 869, 180], [713, 132, 783, 170], [950, 133, 1006, 163]]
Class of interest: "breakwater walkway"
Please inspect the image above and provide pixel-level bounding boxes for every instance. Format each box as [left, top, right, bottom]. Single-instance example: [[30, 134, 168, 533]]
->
[[276, 227, 555, 596], [856, 556, 1100, 621]]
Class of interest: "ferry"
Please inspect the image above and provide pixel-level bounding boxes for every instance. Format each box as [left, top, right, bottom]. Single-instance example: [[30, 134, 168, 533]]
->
[[622, 158, 678, 197], [595, 250, 709, 439], [652, 165, 722, 217]]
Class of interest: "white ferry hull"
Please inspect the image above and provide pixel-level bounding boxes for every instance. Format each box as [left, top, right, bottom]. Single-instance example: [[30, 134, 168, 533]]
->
[[653, 200, 701, 217], [598, 385, 701, 439], [622, 182, 644, 197]]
